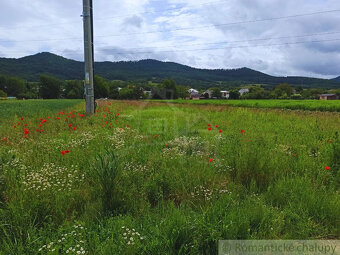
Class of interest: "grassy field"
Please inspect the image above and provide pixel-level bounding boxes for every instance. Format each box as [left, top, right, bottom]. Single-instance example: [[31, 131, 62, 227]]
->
[[151, 99, 340, 112], [0, 99, 339, 254]]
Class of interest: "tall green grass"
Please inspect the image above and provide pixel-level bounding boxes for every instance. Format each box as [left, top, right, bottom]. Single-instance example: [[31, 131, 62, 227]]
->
[[0, 100, 339, 254], [152, 99, 340, 112]]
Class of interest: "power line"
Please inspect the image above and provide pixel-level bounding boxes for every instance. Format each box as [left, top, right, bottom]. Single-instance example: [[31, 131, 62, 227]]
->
[[0, 9, 339, 43], [2, 30, 339, 54], [1, 38, 339, 58], [94, 31, 340, 50], [97, 38, 340, 55], [95, 9, 340, 38]]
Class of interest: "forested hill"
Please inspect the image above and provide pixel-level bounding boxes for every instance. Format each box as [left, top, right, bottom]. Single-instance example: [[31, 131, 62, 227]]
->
[[333, 76, 340, 82], [0, 52, 339, 89]]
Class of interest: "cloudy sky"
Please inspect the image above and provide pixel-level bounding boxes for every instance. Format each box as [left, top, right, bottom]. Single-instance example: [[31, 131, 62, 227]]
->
[[0, 0, 339, 78]]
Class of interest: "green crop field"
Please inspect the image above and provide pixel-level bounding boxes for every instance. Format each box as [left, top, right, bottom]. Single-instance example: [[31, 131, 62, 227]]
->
[[0, 99, 339, 254], [152, 99, 340, 112]]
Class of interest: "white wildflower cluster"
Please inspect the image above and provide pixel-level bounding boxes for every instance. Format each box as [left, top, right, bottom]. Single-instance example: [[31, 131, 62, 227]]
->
[[191, 186, 214, 201], [308, 149, 320, 157], [124, 162, 147, 173], [275, 144, 294, 156], [213, 159, 235, 174], [162, 136, 205, 158], [38, 224, 87, 254], [68, 132, 96, 149], [106, 128, 126, 149], [1, 156, 27, 174], [121, 226, 144, 245], [191, 185, 231, 201], [22, 163, 85, 192]]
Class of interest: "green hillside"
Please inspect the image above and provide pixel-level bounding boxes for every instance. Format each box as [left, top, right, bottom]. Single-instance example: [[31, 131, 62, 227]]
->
[[0, 52, 339, 89]]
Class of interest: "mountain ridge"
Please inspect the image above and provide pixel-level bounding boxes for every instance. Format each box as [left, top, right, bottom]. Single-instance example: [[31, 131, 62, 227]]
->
[[0, 52, 339, 89]]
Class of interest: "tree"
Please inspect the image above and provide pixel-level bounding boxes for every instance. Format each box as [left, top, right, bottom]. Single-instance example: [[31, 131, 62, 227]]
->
[[229, 89, 240, 99], [272, 83, 293, 99], [64, 80, 84, 99], [242, 87, 270, 99], [118, 87, 134, 99], [0, 89, 7, 98], [39, 75, 62, 99], [151, 79, 178, 99], [0, 76, 26, 97], [94, 75, 109, 98], [163, 79, 178, 99], [108, 81, 124, 99], [176, 85, 189, 99], [210, 87, 221, 98]]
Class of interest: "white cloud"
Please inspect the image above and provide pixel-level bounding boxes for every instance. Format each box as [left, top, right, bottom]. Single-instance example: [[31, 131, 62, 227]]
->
[[0, 0, 339, 78]]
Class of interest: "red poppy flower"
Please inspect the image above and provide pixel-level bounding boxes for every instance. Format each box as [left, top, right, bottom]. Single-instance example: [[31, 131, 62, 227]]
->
[[24, 124, 28, 126], [208, 128, 212, 131], [215, 125, 218, 128], [209, 158, 213, 163], [20, 117, 24, 120], [208, 124, 211, 127], [241, 130, 245, 134], [41, 119, 47, 124], [13, 125, 16, 128], [116, 113, 120, 116], [219, 130, 222, 133], [73, 127, 76, 130], [165, 143, 168, 146], [40, 129, 44, 132], [36, 129, 39, 132], [3, 137, 6, 141], [57, 117, 60, 120], [293, 153, 297, 157], [154, 135, 158, 138], [61, 150, 70, 155], [68, 124, 73, 127], [325, 166, 330, 170], [24, 128, 29, 135]]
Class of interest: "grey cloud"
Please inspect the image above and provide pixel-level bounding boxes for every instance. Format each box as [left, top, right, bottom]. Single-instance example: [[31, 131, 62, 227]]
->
[[0, 0, 339, 78], [123, 15, 144, 28]]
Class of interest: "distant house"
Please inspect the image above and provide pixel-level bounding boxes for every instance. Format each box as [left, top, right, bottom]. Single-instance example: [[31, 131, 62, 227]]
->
[[143, 91, 152, 98], [200, 90, 212, 99], [239, 88, 249, 95], [320, 94, 337, 100], [221, 91, 229, 99], [188, 88, 200, 99]]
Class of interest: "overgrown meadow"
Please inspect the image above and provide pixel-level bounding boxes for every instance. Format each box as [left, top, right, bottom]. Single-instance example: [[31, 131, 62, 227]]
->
[[0, 99, 339, 254]]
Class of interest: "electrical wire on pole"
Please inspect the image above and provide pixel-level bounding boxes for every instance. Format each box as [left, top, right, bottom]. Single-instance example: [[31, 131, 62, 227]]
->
[[82, 0, 95, 114]]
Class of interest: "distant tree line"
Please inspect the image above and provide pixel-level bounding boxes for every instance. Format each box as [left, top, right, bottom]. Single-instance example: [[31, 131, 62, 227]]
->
[[0, 74, 338, 100], [0, 74, 189, 100], [207, 83, 340, 100]]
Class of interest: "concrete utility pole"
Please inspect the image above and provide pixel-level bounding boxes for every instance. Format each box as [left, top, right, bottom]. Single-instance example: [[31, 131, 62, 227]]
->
[[82, 0, 95, 114]]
